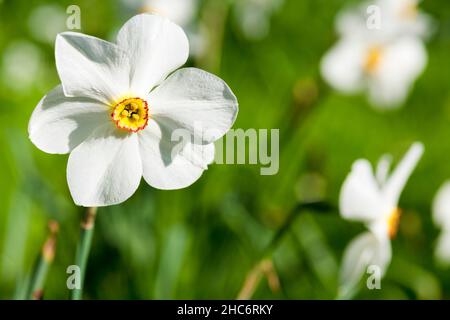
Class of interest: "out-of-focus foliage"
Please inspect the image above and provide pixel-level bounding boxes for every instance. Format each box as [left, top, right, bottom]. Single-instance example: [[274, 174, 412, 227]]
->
[[1, 0, 450, 299]]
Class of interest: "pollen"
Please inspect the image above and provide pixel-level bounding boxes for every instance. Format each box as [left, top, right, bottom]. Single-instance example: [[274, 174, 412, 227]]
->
[[111, 97, 149, 132], [387, 208, 401, 239]]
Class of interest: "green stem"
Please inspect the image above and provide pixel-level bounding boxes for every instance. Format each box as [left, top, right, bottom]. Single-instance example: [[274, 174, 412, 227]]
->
[[27, 221, 59, 300], [335, 286, 358, 300], [27, 257, 50, 300], [71, 207, 97, 300]]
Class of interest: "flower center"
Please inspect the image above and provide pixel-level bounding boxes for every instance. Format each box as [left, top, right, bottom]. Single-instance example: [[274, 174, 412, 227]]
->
[[111, 97, 149, 132], [387, 208, 401, 239], [364, 46, 383, 75]]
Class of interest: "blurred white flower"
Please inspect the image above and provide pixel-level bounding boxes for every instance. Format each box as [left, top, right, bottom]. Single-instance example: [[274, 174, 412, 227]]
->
[[28, 14, 238, 207], [321, 0, 432, 109], [28, 4, 67, 44], [321, 35, 427, 108], [339, 142, 424, 296], [1, 40, 44, 92], [432, 182, 450, 266], [234, 0, 284, 41]]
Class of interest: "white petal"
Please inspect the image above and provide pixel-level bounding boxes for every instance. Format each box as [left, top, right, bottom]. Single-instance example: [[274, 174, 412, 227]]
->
[[149, 68, 238, 143], [376, 0, 419, 15], [368, 37, 427, 108], [138, 121, 214, 190], [435, 231, 450, 266], [432, 181, 450, 228], [116, 14, 189, 96], [335, 6, 366, 38], [56, 32, 130, 105], [339, 232, 391, 297], [371, 0, 433, 40], [67, 125, 142, 207], [383, 142, 424, 205], [320, 39, 365, 94], [28, 85, 110, 154], [376, 154, 392, 185], [412, 13, 435, 40], [339, 160, 384, 222]]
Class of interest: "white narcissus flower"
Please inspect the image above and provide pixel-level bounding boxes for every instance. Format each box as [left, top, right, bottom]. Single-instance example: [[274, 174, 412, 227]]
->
[[432, 182, 450, 266], [28, 14, 238, 207], [339, 143, 424, 296], [321, 0, 431, 109], [321, 35, 427, 108]]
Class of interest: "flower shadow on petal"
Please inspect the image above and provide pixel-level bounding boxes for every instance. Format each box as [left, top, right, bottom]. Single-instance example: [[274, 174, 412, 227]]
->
[[31, 85, 111, 153], [65, 112, 112, 150], [154, 117, 211, 167]]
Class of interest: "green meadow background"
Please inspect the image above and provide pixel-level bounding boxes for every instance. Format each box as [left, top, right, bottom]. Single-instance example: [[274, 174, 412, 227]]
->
[[1, 0, 450, 299]]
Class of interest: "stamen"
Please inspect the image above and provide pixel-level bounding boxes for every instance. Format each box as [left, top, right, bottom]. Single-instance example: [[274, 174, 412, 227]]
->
[[111, 97, 149, 132], [387, 208, 401, 239]]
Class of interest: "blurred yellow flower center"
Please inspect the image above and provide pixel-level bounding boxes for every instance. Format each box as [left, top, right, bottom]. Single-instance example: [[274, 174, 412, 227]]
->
[[364, 46, 383, 74], [387, 208, 401, 239], [111, 97, 149, 132]]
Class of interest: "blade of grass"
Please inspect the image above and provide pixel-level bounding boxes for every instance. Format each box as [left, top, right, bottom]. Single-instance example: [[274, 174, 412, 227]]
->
[[71, 207, 97, 300], [26, 220, 59, 300], [237, 258, 280, 300]]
